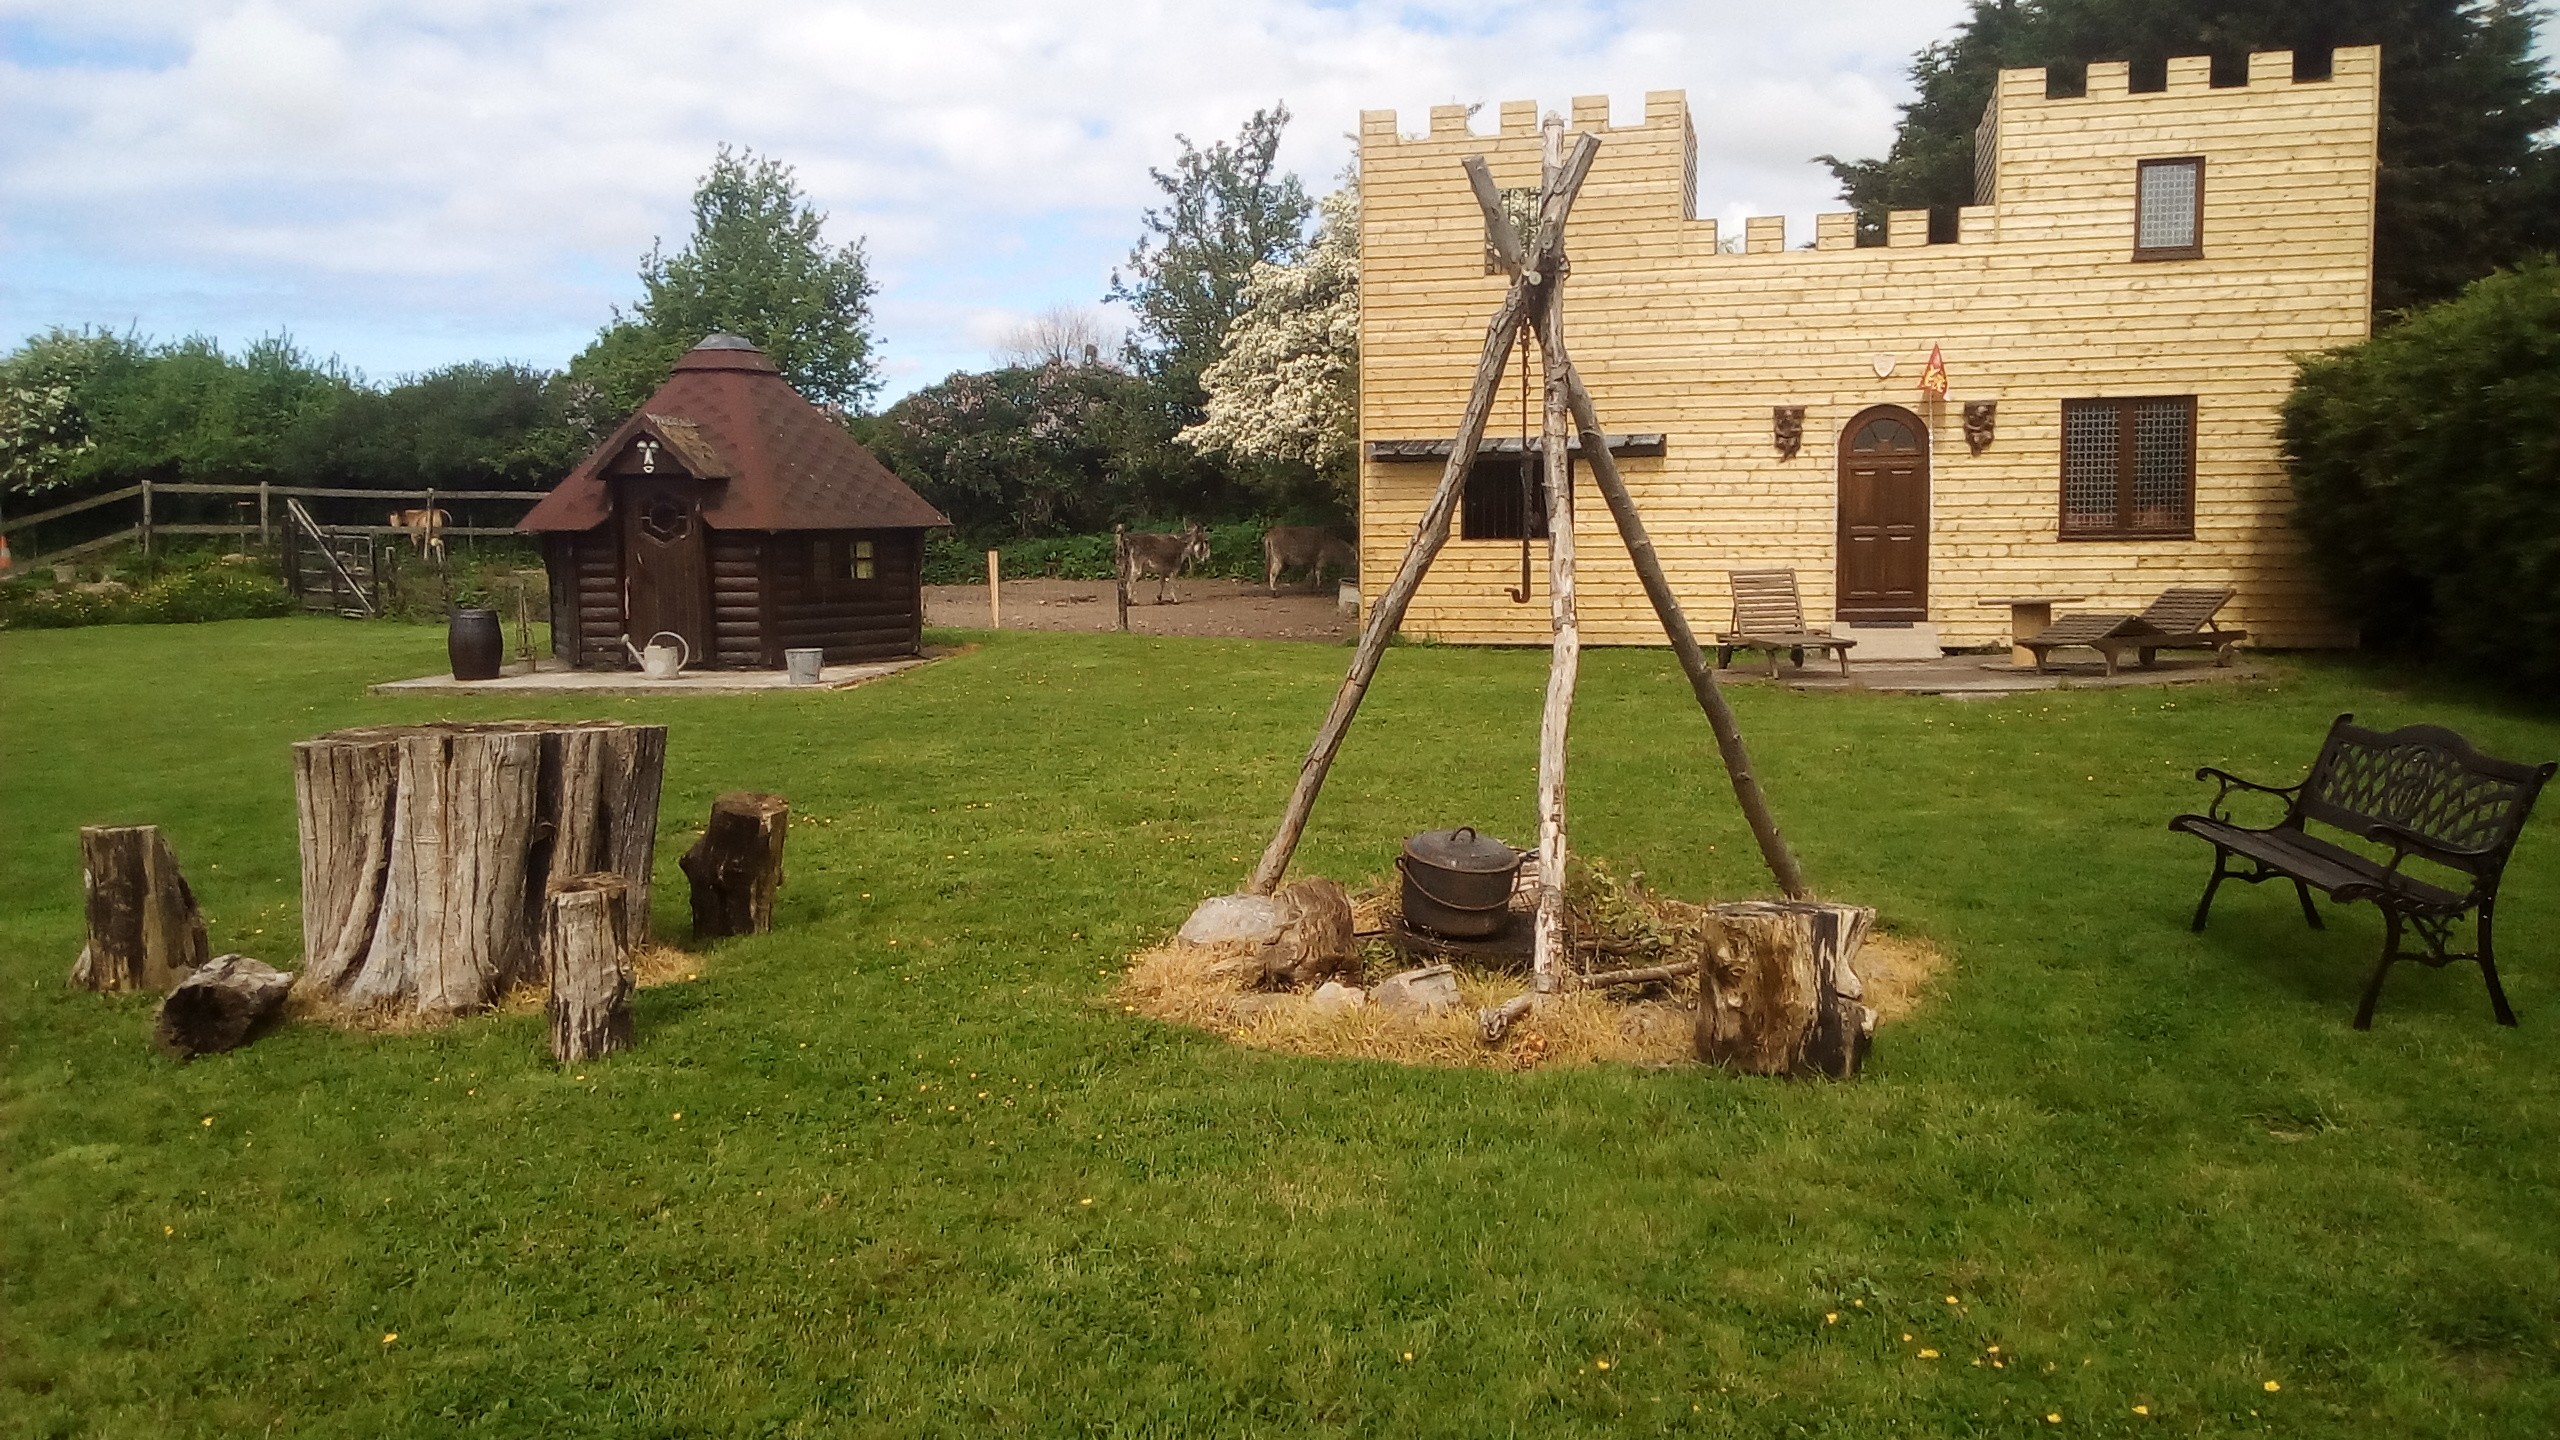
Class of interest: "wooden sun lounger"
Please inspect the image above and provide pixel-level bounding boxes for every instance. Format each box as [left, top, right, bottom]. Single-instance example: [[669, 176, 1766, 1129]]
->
[[1714, 569, 1855, 677], [2022, 586, 2248, 675]]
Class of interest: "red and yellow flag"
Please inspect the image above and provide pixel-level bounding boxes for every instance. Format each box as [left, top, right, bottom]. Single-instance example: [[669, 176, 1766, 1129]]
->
[[1918, 343, 1950, 399]]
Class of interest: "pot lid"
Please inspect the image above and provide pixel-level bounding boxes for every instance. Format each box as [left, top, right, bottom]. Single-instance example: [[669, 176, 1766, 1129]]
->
[[1402, 826, 1522, 873]]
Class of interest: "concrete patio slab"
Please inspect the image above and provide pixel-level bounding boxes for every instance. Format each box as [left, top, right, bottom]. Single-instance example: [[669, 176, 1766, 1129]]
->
[[371, 654, 939, 697], [1721, 653, 2267, 697]]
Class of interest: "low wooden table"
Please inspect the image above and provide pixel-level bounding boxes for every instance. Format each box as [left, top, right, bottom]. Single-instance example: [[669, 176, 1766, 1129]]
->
[[1979, 596, 2086, 668]]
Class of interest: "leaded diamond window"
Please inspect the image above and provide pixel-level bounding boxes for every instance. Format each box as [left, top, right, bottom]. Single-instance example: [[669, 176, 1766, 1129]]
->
[[2135, 157, 2204, 260]]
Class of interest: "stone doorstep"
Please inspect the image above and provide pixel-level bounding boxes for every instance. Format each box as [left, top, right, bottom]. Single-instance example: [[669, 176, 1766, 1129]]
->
[[1833, 622, 1945, 661]]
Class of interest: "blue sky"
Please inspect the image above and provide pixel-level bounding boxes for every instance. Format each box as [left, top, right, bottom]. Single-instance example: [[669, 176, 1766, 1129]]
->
[[3, 2, 2542, 403]]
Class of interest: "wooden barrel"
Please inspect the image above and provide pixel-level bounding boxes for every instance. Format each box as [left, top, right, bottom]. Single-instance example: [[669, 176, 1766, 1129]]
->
[[447, 608, 503, 680]]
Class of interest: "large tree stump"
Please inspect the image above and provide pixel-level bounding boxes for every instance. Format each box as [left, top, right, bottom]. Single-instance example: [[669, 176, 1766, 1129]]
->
[[293, 721, 666, 1019], [1695, 899, 1877, 1079], [153, 954, 294, 1059], [680, 793, 788, 939], [545, 874, 633, 1064], [71, 825, 210, 991]]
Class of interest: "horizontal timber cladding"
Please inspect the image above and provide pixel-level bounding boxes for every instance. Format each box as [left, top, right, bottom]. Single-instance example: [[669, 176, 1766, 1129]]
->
[[1356, 47, 2378, 648], [757, 528, 926, 664], [565, 528, 623, 668], [708, 531, 765, 669]]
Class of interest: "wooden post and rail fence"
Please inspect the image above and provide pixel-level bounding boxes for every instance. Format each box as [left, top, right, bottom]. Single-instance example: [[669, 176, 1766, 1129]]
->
[[0, 480, 550, 572]]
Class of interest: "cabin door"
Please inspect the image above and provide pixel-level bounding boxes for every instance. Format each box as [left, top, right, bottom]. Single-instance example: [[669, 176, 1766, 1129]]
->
[[1836, 406, 1930, 623], [619, 479, 711, 665]]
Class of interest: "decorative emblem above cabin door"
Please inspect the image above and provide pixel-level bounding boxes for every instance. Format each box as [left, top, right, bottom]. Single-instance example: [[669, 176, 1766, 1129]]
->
[[1835, 405, 1930, 623], [619, 478, 710, 664]]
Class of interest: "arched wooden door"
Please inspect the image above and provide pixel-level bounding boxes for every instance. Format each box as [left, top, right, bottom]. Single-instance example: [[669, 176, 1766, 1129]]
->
[[1836, 406, 1930, 623], [619, 477, 711, 665]]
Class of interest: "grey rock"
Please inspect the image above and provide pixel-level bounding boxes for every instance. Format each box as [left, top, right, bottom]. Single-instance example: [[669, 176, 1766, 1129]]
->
[[1178, 893, 1287, 947], [1371, 964, 1463, 1018]]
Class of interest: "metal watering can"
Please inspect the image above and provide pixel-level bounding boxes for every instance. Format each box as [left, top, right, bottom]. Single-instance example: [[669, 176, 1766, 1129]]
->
[[621, 631, 691, 680]]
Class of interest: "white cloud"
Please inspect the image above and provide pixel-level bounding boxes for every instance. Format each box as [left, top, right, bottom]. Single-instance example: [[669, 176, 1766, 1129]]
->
[[0, 0, 1969, 392]]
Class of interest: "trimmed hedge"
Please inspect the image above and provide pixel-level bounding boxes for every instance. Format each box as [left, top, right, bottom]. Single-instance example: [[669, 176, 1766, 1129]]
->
[[923, 521, 1322, 587], [2283, 259, 2560, 693]]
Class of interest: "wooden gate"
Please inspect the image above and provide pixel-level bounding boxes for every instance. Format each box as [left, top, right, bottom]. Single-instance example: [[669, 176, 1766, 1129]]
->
[[1836, 406, 1930, 623]]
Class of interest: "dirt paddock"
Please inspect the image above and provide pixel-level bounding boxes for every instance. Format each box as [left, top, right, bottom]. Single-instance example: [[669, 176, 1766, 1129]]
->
[[924, 578, 1353, 642]]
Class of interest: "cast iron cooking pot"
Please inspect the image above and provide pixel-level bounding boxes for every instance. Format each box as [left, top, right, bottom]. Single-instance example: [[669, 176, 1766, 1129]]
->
[[1398, 826, 1530, 939]]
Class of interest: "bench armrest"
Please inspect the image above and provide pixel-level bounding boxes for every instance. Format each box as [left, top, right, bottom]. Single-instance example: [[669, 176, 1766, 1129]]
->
[[2194, 766, 2299, 823], [2368, 820, 2499, 865]]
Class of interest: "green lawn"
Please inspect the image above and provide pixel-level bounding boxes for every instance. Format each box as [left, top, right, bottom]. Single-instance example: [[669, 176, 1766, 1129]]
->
[[4, 618, 2557, 1437]]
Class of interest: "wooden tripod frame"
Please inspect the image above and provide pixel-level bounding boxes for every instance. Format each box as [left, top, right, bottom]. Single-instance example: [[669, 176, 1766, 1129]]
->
[[1245, 127, 1812, 993]]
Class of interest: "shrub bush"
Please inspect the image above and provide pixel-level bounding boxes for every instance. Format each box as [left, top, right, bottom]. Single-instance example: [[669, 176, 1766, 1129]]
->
[[2283, 259, 2560, 692], [0, 554, 295, 629]]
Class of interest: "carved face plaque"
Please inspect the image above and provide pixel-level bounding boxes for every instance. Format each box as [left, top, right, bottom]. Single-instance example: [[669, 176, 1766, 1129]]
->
[[1773, 406, 1806, 460], [1963, 400, 1997, 455], [639, 498, 689, 544]]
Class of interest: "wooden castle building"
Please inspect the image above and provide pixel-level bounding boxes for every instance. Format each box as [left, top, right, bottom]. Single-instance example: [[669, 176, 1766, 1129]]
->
[[1356, 47, 2382, 650], [521, 334, 948, 669]]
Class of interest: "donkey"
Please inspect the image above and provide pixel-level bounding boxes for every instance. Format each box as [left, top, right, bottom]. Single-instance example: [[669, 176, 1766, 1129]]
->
[[1261, 526, 1357, 594], [388, 507, 451, 561], [1118, 521, 1210, 603]]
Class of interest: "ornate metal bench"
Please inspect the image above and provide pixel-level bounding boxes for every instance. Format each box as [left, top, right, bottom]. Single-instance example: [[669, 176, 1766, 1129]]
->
[[2170, 713, 2553, 1028]]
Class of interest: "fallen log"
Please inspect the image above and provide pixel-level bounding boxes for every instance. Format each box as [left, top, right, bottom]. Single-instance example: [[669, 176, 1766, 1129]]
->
[[545, 874, 633, 1064], [680, 792, 789, 939], [1695, 899, 1876, 1078], [1578, 959, 1700, 989], [293, 721, 666, 1018], [71, 824, 209, 991], [153, 954, 294, 1059]]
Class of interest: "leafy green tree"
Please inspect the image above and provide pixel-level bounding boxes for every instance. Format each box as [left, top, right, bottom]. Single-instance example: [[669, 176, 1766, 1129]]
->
[[1109, 106, 1314, 419], [280, 363, 589, 491], [571, 145, 880, 415], [1822, 0, 2560, 313], [2283, 258, 2560, 689]]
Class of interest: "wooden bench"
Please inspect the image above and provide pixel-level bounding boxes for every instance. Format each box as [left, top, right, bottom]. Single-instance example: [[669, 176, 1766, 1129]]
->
[[2023, 587, 2248, 675], [1714, 569, 1855, 677], [2170, 713, 2554, 1028]]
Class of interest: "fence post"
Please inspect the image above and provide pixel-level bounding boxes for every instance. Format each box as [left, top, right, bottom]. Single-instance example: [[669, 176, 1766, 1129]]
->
[[986, 549, 1001, 630], [258, 480, 271, 548], [140, 479, 153, 559]]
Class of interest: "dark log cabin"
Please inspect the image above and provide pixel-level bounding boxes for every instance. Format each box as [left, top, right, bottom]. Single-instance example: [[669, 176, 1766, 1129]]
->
[[520, 334, 948, 669]]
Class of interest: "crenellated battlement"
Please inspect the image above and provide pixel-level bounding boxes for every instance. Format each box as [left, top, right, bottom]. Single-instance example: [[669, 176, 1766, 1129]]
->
[[1362, 47, 2379, 255]]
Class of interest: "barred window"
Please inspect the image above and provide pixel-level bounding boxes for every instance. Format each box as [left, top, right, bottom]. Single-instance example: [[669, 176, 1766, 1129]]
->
[[2061, 397, 2195, 539], [1461, 449, 1553, 541], [2135, 158, 2204, 260]]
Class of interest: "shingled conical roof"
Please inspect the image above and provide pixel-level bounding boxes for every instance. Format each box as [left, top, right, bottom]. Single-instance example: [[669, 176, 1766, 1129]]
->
[[520, 335, 947, 533]]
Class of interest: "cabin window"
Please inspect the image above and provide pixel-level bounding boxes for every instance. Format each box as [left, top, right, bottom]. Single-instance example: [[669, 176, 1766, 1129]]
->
[[1461, 451, 1551, 541], [2061, 397, 2195, 539], [2134, 158, 2204, 260], [852, 539, 877, 581]]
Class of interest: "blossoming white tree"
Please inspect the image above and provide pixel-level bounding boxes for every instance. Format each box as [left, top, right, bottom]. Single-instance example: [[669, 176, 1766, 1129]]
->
[[1181, 186, 1359, 504]]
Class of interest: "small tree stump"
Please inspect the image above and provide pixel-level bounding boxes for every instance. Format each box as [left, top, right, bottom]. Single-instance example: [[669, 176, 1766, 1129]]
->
[[71, 825, 210, 991], [1695, 899, 1877, 1079], [545, 874, 633, 1064], [680, 793, 789, 939], [153, 954, 294, 1059], [1258, 878, 1357, 985], [294, 721, 666, 1019]]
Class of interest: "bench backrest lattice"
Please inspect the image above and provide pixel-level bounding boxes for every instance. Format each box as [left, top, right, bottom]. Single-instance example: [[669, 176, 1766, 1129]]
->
[[2298, 716, 2555, 886], [2136, 586, 2236, 637], [1727, 569, 1808, 635]]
